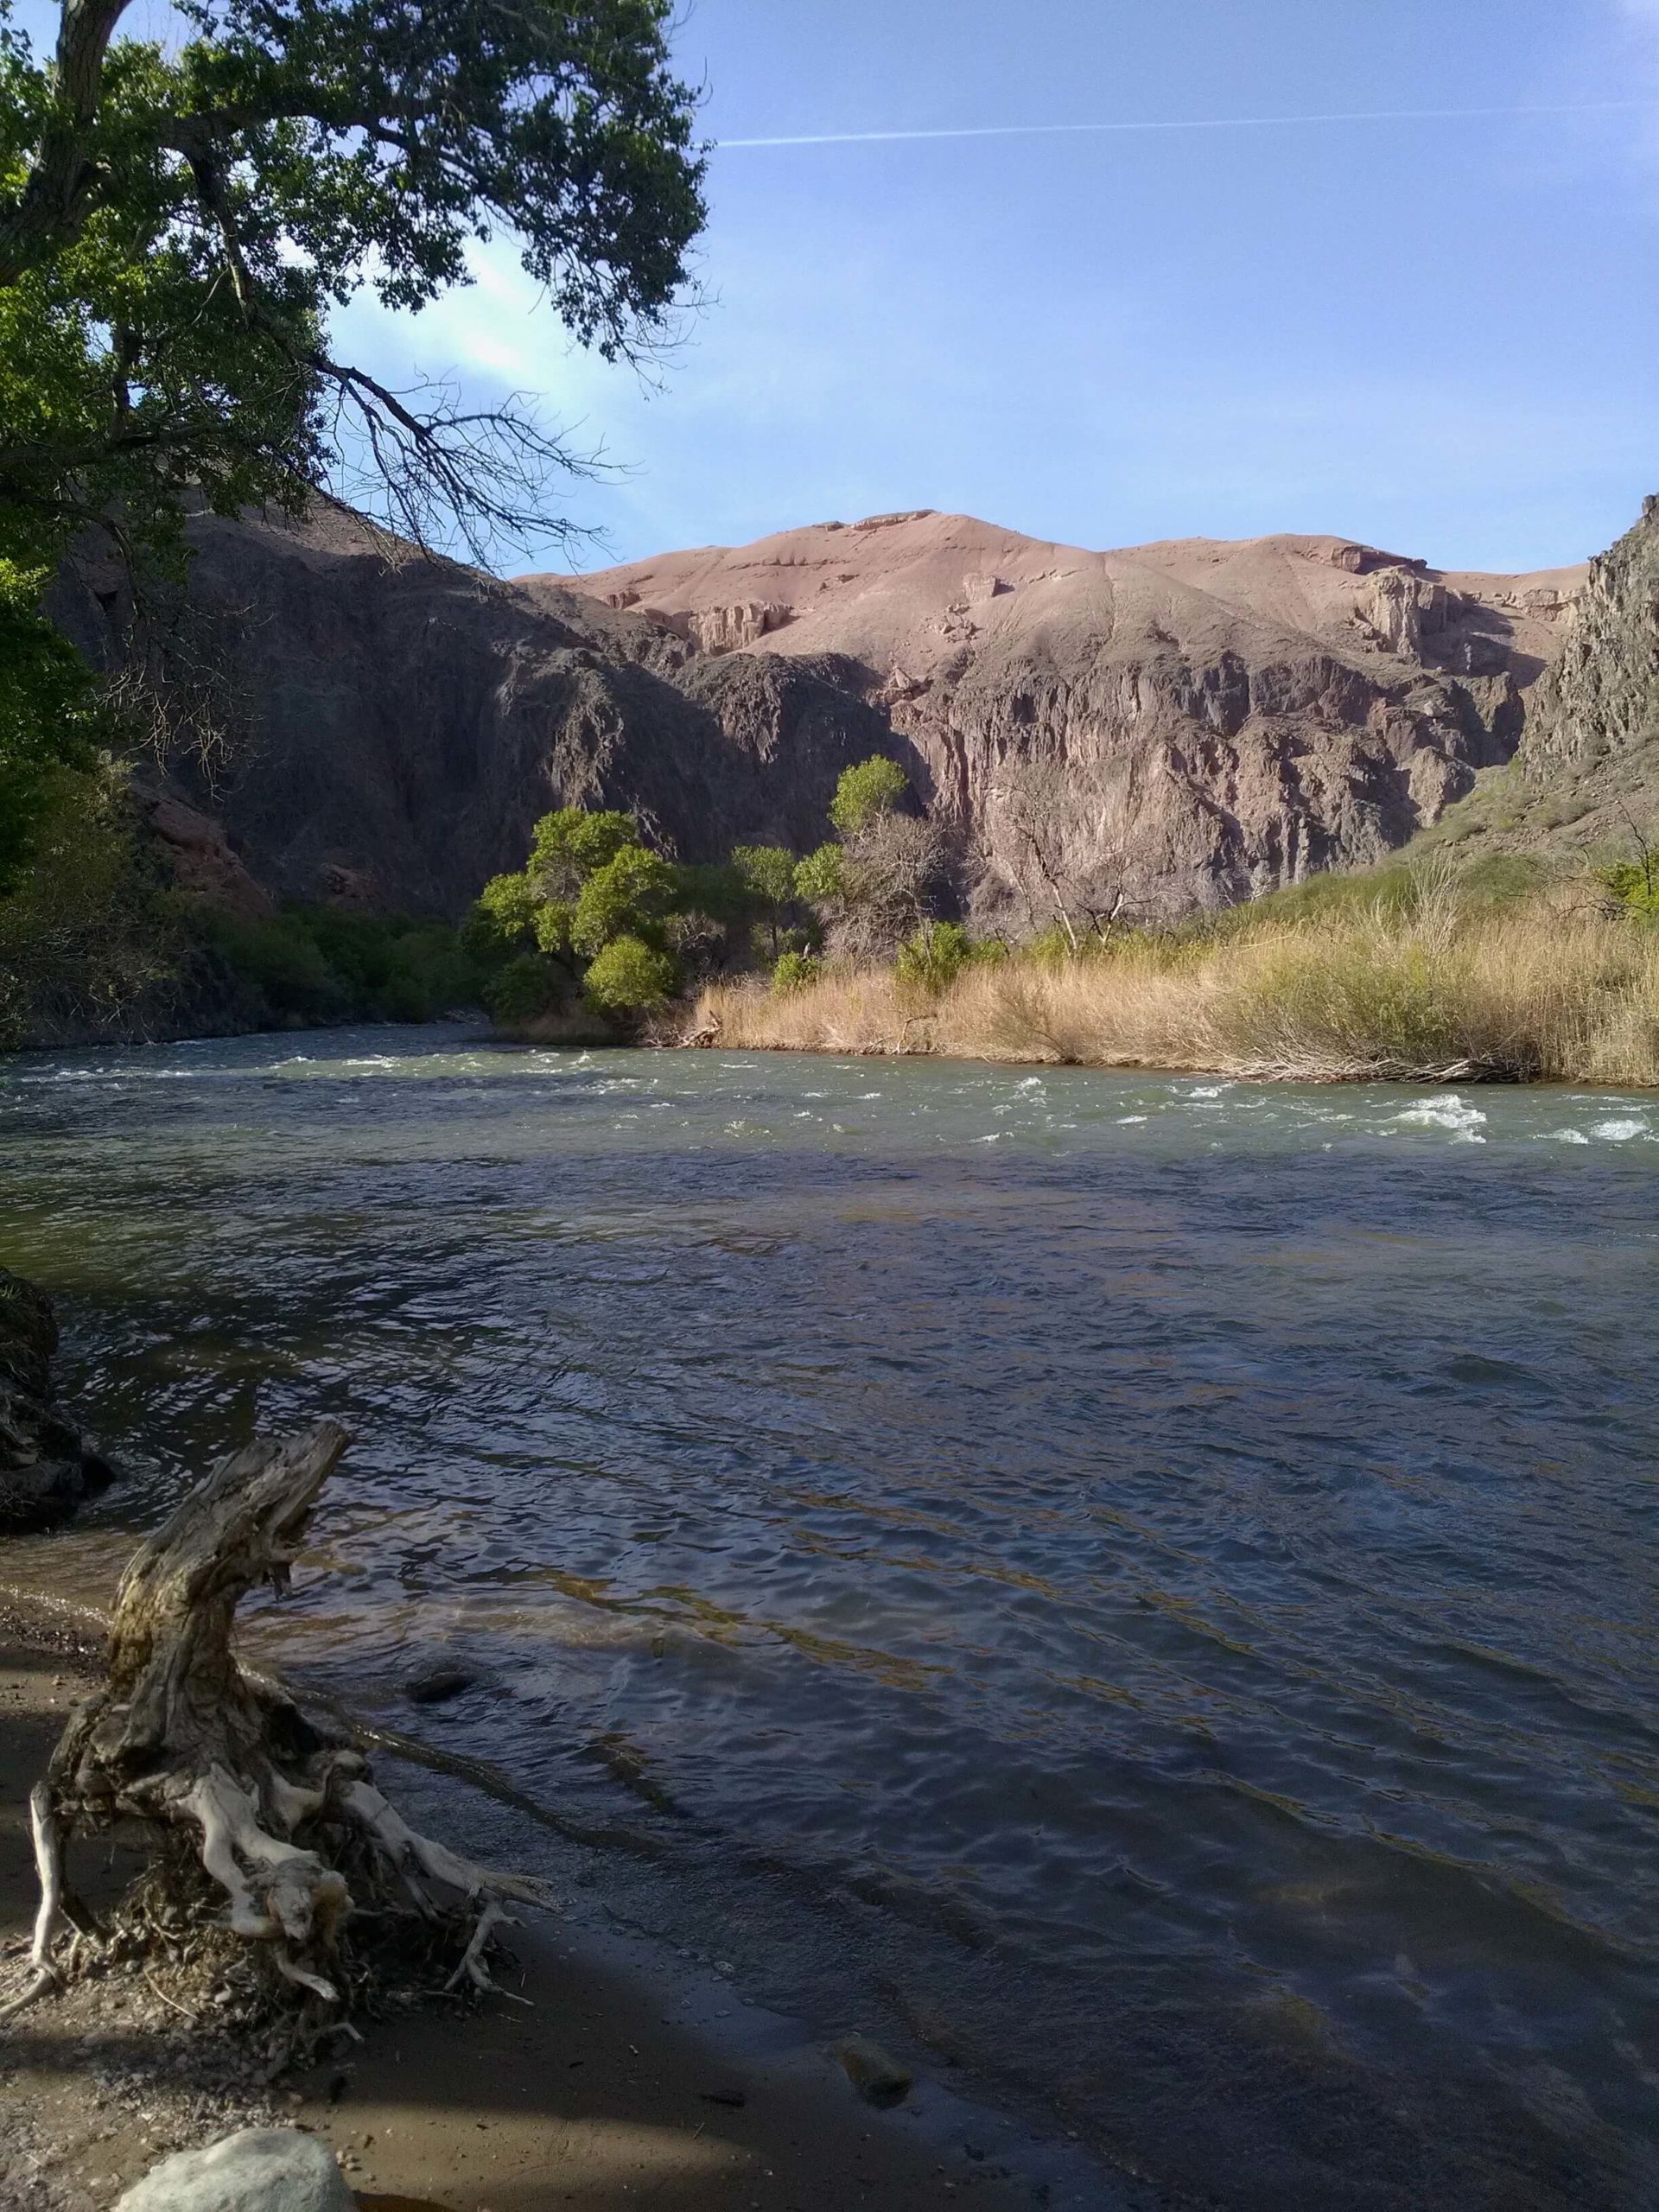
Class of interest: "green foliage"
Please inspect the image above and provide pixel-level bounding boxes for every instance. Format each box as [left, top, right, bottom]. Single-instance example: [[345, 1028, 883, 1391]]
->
[[673, 859, 751, 925], [895, 921, 976, 994], [203, 905, 481, 1025], [485, 952, 564, 1025], [794, 842, 847, 907], [528, 809, 639, 899], [772, 950, 822, 995], [829, 756, 907, 840], [1600, 859, 1659, 918], [582, 932, 678, 1014], [469, 872, 539, 950], [0, 762, 183, 1046], [733, 843, 797, 909], [571, 843, 677, 956], [0, 0, 707, 571], [0, 562, 100, 888]]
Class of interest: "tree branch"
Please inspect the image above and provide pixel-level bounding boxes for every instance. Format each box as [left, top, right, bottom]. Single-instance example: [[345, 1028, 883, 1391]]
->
[[0, 0, 134, 284]]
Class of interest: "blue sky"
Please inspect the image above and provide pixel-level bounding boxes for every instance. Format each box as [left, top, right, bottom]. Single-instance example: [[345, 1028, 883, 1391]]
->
[[28, 0, 1659, 573], [326, 0, 1659, 575]]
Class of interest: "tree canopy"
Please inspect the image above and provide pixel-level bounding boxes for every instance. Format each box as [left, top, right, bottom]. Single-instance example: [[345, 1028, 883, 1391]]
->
[[0, 0, 707, 574]]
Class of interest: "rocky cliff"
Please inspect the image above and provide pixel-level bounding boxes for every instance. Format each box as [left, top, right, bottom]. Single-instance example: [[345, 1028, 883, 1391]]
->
[[1522, 497, 1659, 789], [566, 512, 1582, 924], [55, 504, 900, 917], [58, 500, 1584, 925], [1400, 496, 1659, 868]]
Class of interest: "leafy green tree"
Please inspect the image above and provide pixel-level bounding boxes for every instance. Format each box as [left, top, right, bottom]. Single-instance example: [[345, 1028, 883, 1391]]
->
[[733, 841, 795, 954], [582, 931, 676, 1014], [571, 842, 677, 956], [829, 756, 906, 839], [793, 842, 846, 908], [0, 0, 706, 570], [529, 809, 640, 896], [469, 870, 539, 949], [0, 560, 97, 888], [0, 2, 705, 892]]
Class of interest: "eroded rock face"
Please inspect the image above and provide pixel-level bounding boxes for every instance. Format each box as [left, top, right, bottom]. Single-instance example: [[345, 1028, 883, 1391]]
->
[[1522, 495, 1659, 782], [60, 501, 1583, 928], [55, 505, 899, 916], [0, 1270, 113, 1534], [569, 512, 1580, 922]]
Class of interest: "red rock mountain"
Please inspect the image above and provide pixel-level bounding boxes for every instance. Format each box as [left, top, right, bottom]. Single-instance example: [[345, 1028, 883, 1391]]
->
[[58, 502, 1583, 923], [563, 510, 1582, 924]]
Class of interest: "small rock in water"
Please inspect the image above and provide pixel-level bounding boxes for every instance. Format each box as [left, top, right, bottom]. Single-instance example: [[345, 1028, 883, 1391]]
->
[[832, 2035, 913, 2108], [113, 2126, 352, 2211], [404, 1662, 477, 1705]]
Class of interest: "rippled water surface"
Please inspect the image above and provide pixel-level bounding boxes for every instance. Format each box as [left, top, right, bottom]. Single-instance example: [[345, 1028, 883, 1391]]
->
[[2, 1029, 1656, 2209]]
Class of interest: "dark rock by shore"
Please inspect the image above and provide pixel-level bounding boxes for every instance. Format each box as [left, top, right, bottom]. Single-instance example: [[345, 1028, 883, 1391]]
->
[[0, 1269, 115, 1533]]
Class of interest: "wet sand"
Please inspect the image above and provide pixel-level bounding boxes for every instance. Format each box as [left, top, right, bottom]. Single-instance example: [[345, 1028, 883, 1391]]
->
[[0, 1613, 1077, 2212]]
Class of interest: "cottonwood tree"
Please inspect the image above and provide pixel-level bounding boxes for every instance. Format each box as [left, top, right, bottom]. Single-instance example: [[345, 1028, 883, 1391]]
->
[[0, 0, 707, 862], [0, 0, 705, 568]]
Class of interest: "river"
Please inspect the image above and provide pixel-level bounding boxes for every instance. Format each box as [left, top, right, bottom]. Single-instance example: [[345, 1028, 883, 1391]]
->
[[1, 1027, 1655, 2209]]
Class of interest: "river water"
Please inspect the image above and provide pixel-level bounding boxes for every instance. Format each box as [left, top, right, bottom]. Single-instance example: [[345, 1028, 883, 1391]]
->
[[1, 1027, 1656, 2209]]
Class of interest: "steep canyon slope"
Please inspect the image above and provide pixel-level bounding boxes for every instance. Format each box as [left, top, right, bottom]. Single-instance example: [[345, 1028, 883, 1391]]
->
[[58, 501, 1586, 923], [566, 512, 1583, 925]]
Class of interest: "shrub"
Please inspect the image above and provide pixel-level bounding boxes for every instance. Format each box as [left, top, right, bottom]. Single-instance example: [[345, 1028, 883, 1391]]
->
[[485, 952, 563, 1023], [1601, 860, 1659, 918], [582, 933, 679, 1014], [793, 842, 845, 906], [772, 950, 822, 994], [829, 756, 906, 839], [895, 920, 975, 994]]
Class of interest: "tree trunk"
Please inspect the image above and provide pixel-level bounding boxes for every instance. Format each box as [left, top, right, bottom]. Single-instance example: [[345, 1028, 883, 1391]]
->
[[5, 1421, 548, 2024]]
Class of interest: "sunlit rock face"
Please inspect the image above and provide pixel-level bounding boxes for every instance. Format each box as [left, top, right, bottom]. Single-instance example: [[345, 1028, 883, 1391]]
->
[[1522, 494, 1659, 783], [566, 509, 1580, 923], [59, 500, 1581, 924]]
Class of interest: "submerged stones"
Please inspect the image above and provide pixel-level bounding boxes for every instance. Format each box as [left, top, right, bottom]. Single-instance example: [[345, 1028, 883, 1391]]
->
[[0, 1268, 114, 1533], [833, 2034, 914, 2108]]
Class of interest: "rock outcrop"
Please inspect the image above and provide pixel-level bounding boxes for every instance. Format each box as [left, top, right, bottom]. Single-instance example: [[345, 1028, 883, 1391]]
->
[[55, 505, 899, 917], [1522, 496, 1659, 783], [59, 500, 1585, 928], [568, 513, 1581, 923], [0, 1270, 113, 1534]]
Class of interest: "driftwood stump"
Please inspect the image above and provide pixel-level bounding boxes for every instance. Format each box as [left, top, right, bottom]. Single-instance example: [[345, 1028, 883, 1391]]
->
[[4, 1421, 548, 2030]]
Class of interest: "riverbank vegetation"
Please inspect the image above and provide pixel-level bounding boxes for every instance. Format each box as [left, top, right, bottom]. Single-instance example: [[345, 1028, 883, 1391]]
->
[[694, 855, 1659, 1086], [466, 755, 944, 1032], [0, 765, 483, 1047]]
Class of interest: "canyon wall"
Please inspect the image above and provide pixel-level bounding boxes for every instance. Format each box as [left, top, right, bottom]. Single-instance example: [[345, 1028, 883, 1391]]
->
[[568, 512, 1582, 926], [60, 499, 1586, 924]]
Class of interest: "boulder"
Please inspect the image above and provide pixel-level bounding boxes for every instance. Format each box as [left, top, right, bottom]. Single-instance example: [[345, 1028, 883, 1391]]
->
[[112, 2129, 352, 2212], [0, 1270, 115, 1533]]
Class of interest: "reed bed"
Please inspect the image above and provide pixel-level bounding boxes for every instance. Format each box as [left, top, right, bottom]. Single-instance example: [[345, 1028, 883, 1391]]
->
[[693, 893, 1659, 1085]]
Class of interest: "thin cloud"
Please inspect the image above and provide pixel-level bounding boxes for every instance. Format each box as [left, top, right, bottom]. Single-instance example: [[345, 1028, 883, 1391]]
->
[[717, 99, 1651, 152]]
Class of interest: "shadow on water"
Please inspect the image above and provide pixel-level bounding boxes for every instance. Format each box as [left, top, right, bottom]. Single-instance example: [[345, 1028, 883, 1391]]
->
[[3, 1026, 1657, 2207]]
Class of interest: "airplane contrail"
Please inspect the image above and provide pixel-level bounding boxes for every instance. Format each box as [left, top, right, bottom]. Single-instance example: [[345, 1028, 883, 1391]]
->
[[716, 99, 1651, 150]]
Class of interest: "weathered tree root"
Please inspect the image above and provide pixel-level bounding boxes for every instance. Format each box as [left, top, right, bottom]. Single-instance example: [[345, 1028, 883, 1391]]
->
[[2, 1421, 550, 2031]]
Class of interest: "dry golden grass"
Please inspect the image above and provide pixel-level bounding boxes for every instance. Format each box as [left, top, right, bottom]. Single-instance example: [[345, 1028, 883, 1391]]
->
[[693, 891, 1659, 1085]]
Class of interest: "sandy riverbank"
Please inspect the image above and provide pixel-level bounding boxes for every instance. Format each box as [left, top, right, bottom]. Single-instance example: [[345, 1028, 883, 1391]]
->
[[0, 1608, 1076, 2212]]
